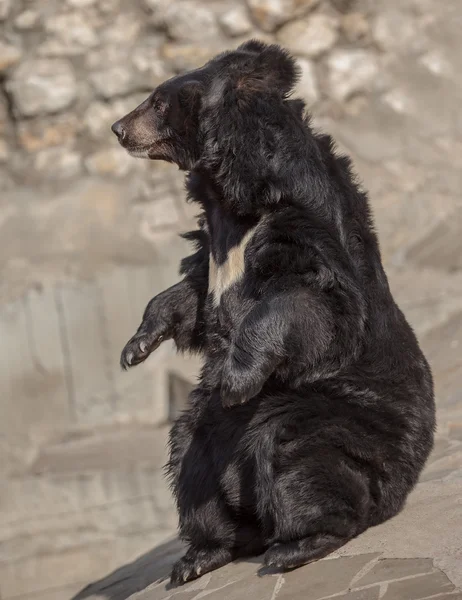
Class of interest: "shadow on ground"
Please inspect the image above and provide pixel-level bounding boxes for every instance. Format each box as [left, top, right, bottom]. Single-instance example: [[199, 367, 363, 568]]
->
[[72, 538, 184, 600]]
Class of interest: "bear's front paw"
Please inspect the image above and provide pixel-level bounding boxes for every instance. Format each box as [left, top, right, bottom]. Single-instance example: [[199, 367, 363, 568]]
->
[[120, 322, 170, 370]]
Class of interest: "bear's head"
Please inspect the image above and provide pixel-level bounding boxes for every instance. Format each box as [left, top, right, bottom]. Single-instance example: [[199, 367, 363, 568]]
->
[[112, 41, 300, 168], [112, 41, 322, 213]]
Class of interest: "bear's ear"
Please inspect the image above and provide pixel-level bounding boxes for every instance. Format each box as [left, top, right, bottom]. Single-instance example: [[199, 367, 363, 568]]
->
[[236, 41, 300, 97], [237, 39, 268, 55]]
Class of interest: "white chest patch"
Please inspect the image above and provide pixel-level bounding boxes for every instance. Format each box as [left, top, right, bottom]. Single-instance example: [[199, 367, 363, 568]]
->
[[208, 226, 257, 307]]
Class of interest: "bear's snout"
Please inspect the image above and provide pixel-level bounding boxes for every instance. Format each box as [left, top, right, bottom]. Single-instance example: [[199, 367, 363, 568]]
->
[[111, 119, 126, 142]]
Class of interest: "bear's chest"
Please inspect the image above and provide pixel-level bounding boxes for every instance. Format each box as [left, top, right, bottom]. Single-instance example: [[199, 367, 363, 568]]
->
[[204, 203, 258, 309], [208, 227, 257, 307]]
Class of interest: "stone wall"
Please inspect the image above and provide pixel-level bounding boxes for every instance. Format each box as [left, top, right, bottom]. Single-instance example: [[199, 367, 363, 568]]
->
[[1, 0, 461, 598]]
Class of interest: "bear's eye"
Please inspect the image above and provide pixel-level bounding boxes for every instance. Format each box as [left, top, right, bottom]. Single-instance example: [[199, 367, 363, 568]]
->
[[152, 97, 166, 113]]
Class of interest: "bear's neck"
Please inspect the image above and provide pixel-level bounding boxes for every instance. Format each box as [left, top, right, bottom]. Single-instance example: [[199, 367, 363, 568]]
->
[[186, 170, 259, 265]]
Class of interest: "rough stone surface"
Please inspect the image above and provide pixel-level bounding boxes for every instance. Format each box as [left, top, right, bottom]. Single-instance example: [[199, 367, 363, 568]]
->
[[17, 114, 80, 151], [420, 312, 462, 426], [73, 548, 462, 600], [381, 572, 455, 599], [1, 0, 462, 598], [34, 146, 83, 179], [327, 49, 379, 101], [341, 12, 370, 42], [89, 66, 142, 99], [41, 12, 99, 56], [372, 9, 419, 53], [219, 6, 253, 38], [67, 0, 98, 6], [356, 558, 434, 586], [0, 138, 9, 162], [85, 147, 134, 176], [134, 195, 182, 231], [293, 58, 320, 106], [7, 58, 78, 117], [406, 206, 462, 271], [14, 9, 41, 30], [154, 1, 220, 42], [246, 0, 320, 33], [278, 14, 339, 58], [0, 40, 23, 72], [160, 41, 225, 73], [0, 0, 11, 20]]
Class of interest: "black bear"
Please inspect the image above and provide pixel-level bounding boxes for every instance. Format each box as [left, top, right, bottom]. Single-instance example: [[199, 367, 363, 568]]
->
[[112, 41, 435, 585]]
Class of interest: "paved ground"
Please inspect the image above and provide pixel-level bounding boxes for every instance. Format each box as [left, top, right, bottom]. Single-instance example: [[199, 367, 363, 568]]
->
[[72, 274, 462, 600]]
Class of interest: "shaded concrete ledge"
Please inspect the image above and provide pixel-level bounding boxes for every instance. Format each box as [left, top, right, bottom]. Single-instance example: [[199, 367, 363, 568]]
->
[[72, 448, 462, 600]]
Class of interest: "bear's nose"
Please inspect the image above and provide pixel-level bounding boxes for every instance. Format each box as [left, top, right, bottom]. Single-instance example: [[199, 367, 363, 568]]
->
[[111, 120, 126, 140]]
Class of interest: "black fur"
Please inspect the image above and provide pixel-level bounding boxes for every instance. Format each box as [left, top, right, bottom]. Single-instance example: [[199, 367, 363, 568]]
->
[[113, 41, 435, 585]]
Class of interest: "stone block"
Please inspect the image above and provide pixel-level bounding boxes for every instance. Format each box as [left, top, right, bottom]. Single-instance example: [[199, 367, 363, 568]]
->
[[101, 12, 143, 45], [381, 571, 455, 599], [207, 572, 284, 600], [7, 59, 78, 117], [41, 11, 99, 56], [327, 49, 379, 102], [356, 558, 433, 586], [0, 0, 11, 20], [18, 115, 80, 151], [341, 13, 370, 42], [14, 9, 41, 30], [131, 41, 171, 86], [0, 40, 23, 72], [154, 1, 219, 42], [219, 6, 253, 37], [372, 9, 419, 53], [89, 66, 143, 99], [67, 0, 98, 6], [277, 554, 380, 600], [278, 14, 339, 58], [246, 0, 320, 33]]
